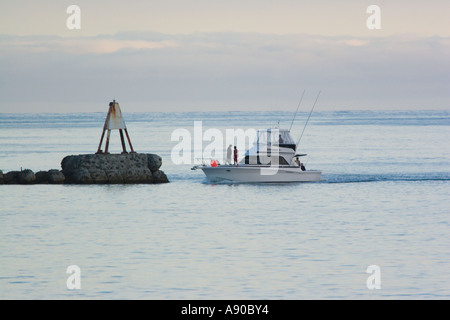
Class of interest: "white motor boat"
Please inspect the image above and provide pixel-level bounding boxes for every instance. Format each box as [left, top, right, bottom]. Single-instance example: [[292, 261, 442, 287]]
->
[[192, 128, 322, 183]]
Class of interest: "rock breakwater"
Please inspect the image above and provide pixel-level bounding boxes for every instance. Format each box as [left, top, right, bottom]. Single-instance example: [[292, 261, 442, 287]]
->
[[0, 153, 169, 185], [0, 169, 65, 185]]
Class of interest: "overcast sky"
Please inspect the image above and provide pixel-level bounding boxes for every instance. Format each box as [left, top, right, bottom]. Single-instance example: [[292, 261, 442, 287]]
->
[[1, 0, 449, 112]]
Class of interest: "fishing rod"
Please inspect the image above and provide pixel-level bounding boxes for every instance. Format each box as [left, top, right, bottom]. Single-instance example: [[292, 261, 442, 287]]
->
[[296, 90, 321, 147], [289, 89, 306, 131]]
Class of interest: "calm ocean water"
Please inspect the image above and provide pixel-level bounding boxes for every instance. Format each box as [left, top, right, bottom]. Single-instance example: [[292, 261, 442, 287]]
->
[[0, 110, 449, 299]]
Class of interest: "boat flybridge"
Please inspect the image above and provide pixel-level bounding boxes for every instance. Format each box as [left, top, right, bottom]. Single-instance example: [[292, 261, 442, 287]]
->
[[191, 128, 322, 183]]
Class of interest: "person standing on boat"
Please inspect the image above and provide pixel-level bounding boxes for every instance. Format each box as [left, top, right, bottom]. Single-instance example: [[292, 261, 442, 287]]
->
[[233, 146, 239, 166], [294, 156, 306, 171], [226, 144, 232, 165]]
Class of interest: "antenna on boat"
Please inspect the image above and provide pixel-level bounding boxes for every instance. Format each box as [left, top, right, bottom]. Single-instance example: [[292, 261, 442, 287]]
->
[[289, 89, 306, 131], [296, 90, 321, 148]]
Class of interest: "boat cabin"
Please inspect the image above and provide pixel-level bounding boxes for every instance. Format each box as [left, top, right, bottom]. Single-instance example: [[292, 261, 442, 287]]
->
[[242, 129, 297, 165], [255, 128, 296, 150]]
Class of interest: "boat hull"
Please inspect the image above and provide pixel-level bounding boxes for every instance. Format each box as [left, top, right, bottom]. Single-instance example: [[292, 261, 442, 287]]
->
[[199, 165, 321, 183]]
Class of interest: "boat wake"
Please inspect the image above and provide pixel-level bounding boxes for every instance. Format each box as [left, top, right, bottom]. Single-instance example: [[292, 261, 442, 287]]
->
[[321, 172, 450, 184], [169, 171, 450, 185]]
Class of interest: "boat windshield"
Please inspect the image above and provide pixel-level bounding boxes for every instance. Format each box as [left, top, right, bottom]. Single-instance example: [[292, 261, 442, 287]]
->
[[255, 129, 295, 146]]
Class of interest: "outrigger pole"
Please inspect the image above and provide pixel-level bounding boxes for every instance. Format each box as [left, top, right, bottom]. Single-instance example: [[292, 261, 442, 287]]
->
[[289, 89, 306, 131], [296, 90, 321, 148]]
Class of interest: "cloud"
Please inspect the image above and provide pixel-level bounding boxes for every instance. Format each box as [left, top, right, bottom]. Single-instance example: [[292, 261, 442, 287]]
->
[[0, 32, 449, 112], [61, 39, 178, 54], [0, 35, 178, 55], [340, 39, 369, 47]]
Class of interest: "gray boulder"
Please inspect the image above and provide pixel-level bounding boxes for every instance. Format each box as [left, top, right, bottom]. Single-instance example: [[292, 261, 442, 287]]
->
[[147, 154, 162, 172], [18, 169, 36, 184], [48, 170, 65, 184], [35, 171, 50, 183], [4, 171, 19, 184], [34, 170, 65, 184], [2, 169, 36, 184], [4, 171, 20, 184]]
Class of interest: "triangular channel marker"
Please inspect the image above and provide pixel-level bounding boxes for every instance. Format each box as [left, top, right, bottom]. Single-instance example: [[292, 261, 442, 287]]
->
[[96, 100, 135, 154]]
